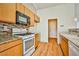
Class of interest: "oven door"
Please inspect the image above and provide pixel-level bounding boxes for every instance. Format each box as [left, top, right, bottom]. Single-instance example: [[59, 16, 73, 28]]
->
[[23, 37, 35, 55]]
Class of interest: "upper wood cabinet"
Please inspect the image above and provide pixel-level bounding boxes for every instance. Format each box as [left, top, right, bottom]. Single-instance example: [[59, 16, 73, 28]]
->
[[0, 3, 40, 26], [17, 4, 35, 26], [29, 11, 35, 26], [16, 3, 25, 14], [25, 6, 30, 16], [34, 14, 40, 23], [25, 5, 35, 26], [0, 3, 16, 24]]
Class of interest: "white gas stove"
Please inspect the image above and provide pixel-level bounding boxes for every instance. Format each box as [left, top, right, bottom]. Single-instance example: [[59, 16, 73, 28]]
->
[[16, 33, 35, 56], [12, 28, 35, 56]]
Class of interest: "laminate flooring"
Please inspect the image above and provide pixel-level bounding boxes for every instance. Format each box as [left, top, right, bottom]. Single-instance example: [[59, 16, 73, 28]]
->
[[32, 38, 63, 56]]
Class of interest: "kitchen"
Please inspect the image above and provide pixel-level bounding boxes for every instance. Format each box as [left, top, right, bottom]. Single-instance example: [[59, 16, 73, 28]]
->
[[0, 3, 40, 56], [0, 3, 79, 56]]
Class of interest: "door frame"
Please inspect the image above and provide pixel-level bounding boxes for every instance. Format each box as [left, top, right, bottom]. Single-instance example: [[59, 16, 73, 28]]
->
[[48, 18, 58, 39]]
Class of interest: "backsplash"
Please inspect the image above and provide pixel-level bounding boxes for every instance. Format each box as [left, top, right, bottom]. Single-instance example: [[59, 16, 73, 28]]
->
[[0, 22, 28, 35], [68, 28, 79, 35], [29, 27, 35, 33], [69, 28, 79, 32]]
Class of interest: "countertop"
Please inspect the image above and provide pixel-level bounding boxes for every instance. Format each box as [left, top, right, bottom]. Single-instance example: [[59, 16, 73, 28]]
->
[[60, 32, 79, 47], [0, 35, 21, 45], [0, 33, 35, 45]]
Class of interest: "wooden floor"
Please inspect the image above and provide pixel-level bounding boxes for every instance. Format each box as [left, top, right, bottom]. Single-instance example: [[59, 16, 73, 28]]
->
[[32, 38, 63, 56]]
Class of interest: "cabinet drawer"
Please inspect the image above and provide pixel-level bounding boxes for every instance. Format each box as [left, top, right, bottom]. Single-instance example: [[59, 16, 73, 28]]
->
[[0, 44, 22, 56], [0, 39, 22, 52]]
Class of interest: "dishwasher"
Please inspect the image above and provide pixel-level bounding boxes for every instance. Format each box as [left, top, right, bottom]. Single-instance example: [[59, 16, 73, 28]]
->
[[69, 41, 79, 56]]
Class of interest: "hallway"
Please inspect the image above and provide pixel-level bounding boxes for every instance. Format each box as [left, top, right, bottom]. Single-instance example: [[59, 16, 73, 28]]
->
[[32, 38, 63, 56]]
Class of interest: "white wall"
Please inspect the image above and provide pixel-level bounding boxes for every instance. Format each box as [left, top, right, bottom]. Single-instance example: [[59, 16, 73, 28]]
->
[[77, 4, 79, 19], [37, 4, 76, 43], [77, 4, 79, 28]]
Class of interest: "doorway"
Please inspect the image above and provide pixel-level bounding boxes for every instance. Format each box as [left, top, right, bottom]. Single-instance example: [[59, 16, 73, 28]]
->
[[48, 19, 57, 40]]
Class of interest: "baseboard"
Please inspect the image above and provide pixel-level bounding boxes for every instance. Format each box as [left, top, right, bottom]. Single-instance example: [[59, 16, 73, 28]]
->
[[48, 37, 57, 39]]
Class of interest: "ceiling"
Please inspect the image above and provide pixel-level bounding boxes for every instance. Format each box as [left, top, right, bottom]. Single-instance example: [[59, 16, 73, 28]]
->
[[32, 3, 61, 10]]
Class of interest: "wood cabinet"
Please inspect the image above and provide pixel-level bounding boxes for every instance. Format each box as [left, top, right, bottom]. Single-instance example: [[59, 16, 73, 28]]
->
[[35, 33, 40, 49], [25, 6, 30, 16], [0, 3, 40, 26], [34, 14, 40, 23], [0, 39, 22, 56], [29, 11, 35, 26], [0, 3, 16, 24], [0, 44, 22, 56], [17, 3, 35, 26], [60, 35, 69, 56], [16, 3, 25, 14]]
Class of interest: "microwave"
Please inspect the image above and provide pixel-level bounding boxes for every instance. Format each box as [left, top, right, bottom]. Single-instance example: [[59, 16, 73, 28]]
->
[[16, 11, 30, 25]]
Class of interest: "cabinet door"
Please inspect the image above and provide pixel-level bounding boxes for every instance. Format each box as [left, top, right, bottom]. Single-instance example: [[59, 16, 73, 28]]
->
[[16, 3, 25, 14], [0, 3, 16, 23], [25, 7, 35, 26], [25, 6, 30, 16], [29, 11, 35, 26], [60, 36, 69, 56], [35, 33, 40, 48], [0, 44, 22, 56], [34, 14, 40, 23], [0, 39, 22, 52]]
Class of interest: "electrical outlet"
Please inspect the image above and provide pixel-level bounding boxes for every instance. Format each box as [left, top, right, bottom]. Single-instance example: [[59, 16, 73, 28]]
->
[[60, 25, 64, 27]]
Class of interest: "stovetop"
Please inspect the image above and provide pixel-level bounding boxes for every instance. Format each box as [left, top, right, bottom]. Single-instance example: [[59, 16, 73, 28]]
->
[[15, 33, 34, 36], [13, 33, 34, 39]]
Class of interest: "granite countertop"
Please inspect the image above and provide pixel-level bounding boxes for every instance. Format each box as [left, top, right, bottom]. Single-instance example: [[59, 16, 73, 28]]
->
[[0, 35, 20, 44], [60, 32, 79, 47], [0, 32, 35, 44]]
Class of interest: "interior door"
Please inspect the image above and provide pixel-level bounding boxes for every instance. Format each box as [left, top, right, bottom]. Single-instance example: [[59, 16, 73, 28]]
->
[[48, 19, 57, 38]]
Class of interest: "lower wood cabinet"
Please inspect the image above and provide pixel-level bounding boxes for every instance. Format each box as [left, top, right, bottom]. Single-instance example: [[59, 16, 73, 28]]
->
[[35, 33, 40, 49], [60, 35, 69, 56], [0, 39, 23, 56], [0, 44, 22, 56]]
